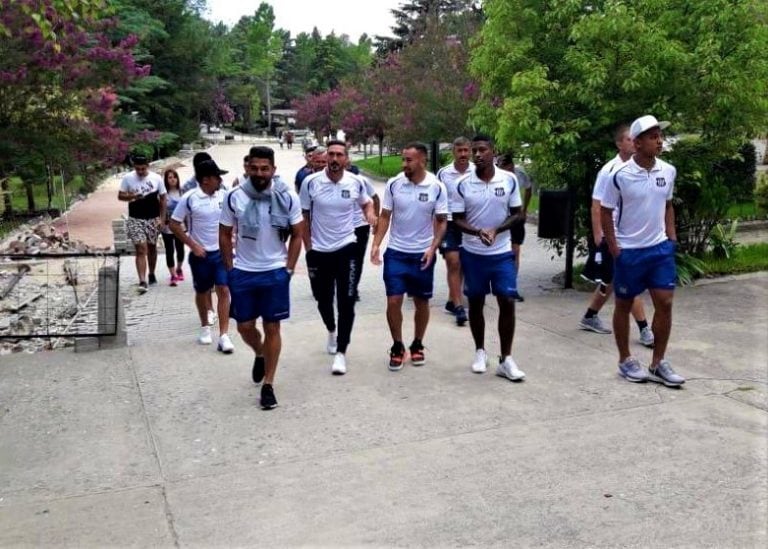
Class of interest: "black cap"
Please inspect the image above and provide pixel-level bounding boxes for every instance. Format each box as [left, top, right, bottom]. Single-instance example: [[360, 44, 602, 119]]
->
[[131, 154, 149, 165], [195, 159, 228, 178]]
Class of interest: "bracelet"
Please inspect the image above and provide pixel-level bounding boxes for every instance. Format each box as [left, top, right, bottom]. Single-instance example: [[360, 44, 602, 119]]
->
[[286, 268, 294, 276]]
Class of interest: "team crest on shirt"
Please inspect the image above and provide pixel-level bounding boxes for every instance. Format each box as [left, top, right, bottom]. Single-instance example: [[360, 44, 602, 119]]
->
[[418, 193, 429, 202], [495, 187, 506, 197], [341, 189, 351, 198], [656, 178, 667, 187]]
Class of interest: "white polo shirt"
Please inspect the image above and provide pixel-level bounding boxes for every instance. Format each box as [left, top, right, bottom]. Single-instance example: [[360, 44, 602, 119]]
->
[[353, 176, 377, 228], [220, 185, 303, 272], [453, 167, 522, 256], [592, 155, 626, 227], [300, 170, 371, 252], [382, 172, 448, 254], [436, 162, 474, 220], [172, 188, 227, 251], [600, 157, 676, 249]]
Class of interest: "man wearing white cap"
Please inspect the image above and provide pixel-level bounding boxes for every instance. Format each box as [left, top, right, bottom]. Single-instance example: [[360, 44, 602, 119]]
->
[[600, 115, 684, 387]]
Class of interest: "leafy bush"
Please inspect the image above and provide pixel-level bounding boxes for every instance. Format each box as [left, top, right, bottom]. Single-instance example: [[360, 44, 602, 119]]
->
[[708, 220, 739, 259], [755, 172, 768, 213], [664, 138, 752, 255], [675, 252, 706, 285]]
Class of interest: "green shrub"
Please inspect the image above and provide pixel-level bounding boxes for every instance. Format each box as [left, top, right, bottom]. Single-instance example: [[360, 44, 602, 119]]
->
[[755, 172, 768, 213], [708, 220, 739, 259]]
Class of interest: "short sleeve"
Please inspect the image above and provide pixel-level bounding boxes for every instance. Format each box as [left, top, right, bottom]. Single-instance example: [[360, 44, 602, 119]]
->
[[382, 179, 395, 211], [508, 174, 522, 208], [172, 192, 192, 222], [452, 179, 467, 213], [434, 181, 449, 215], [156, 175, 167, 196], [666, 166, 676, 200], [119, 176, 131, 193], [601, 173, 620, 209], [363, 177, 376, 198], [219, 191, 236, 227], [592, 169, 609, 201], [356, 180, 371, 206], [288, 191, 303, 225], [299, 177, 311, 210]]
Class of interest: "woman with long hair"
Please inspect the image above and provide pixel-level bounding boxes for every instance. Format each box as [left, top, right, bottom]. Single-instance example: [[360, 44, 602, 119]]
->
[[161, 168, 186, 286]]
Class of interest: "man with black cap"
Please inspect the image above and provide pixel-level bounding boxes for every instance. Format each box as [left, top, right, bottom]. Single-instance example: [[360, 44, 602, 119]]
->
[[601, 114, 684, 387], [118, 154, 167, 293], [170, 158, 235, 353]]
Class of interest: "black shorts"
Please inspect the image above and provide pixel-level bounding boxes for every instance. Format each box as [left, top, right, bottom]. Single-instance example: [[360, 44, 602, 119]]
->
[[510, 222, 526, 245], [582, 239, 614, 285]]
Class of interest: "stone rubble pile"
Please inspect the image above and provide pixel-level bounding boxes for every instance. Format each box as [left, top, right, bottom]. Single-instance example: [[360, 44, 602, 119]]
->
[[1, 219, 110, 255]]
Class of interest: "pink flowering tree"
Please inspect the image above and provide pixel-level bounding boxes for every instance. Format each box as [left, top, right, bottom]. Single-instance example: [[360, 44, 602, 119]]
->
[[0, 0, 146, 211], [293, 89, 341, 142]]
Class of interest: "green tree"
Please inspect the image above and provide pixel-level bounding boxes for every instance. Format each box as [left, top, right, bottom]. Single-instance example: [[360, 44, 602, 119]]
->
[[470, 0, 768, 252]]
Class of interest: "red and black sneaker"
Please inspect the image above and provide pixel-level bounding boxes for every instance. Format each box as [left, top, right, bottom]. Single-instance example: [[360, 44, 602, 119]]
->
[[410, 341, 426, 366], [388, 342, 406, 371]]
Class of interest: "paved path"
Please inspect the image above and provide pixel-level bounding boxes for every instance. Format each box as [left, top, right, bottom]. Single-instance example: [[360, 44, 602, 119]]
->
[[1, 142, 766, 547]]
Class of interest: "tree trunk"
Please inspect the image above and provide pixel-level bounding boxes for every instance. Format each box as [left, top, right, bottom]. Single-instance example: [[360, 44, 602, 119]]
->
[[0, 175, 12, 216], [25, 179, 35, 211]]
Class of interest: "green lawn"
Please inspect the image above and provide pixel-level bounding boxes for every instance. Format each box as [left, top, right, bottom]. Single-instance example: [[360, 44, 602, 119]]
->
[[0, 176, 83, 215], [726, 201, 760, 219], [356, 155, 403, 179], [700, 242, 768, 275]]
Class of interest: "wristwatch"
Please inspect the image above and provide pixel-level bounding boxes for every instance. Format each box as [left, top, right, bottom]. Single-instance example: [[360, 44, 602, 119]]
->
[[286, 268, 294, 276]]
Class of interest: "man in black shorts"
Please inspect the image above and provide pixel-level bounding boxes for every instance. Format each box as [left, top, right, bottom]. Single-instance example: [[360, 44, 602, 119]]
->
[[496, 154, 532, 302]]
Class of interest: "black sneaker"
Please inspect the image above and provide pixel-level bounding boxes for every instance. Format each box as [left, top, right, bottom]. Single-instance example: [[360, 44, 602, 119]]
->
[[444, 301, 457, 315], [514, 292, 525, 303], [148, 273, 157, 285], [454, 305, 468, 326], [252, 355, 265, 384], [138, 281, 149, 294], [388, 342, 406, 371], [260, 383, 277, 410]]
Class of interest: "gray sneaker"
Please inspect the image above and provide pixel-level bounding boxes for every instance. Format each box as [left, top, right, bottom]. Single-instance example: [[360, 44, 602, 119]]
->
[[639, 326, 655, 348], [618, 356, 649, 382], [580, 315, 612, 334], [648, 360, 685, 387]]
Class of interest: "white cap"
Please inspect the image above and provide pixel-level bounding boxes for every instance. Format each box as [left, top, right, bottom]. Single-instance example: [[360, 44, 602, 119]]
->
[[629, 115, 670, 139]]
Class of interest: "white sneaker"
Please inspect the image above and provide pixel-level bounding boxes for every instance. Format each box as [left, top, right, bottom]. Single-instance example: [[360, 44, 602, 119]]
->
[[471, 349, 488, 374], [207, 310, 217, 326], [326, 331, 338, 354], [331, 352, 347, 375], [217, 333, 234, 354], [496, 356, 526, 381], [198, 326, 212, 345]]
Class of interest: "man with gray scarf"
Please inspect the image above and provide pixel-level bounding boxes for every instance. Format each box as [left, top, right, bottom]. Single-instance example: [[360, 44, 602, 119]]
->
[[220, 146, 304, 410]]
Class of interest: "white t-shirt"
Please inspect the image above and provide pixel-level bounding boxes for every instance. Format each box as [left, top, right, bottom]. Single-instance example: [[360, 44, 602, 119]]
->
[[220, 184, 303, 272], [300, 170, 371, 252], [453, 167, 522, 256], [382, 172, 448, 254], [436, 162, 474, 220], [354, 176, 377, 228], [592, 155, 626, 228], [172, 188, 227, 251], [514, 166, 533, 190], [600, 157, 676, 249], [119, 170, 166, 196]]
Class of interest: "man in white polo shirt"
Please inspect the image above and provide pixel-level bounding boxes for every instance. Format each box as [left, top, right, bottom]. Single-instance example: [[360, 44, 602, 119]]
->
[[170, 159, 234, 353], [579, 124, 654, 348], [370, 142, 448, 371], [436, 136, 473, 326], [601, 115, 684, 387], [220, 146, 304, 410], [300, 140, 376, 375], [452, 134, 527, 381]]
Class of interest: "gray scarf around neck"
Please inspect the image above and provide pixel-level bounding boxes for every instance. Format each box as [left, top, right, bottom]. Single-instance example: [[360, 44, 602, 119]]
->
[[238, 175, 292, 239]]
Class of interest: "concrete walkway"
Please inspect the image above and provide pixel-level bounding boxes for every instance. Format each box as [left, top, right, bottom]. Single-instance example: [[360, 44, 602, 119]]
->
[[1, 142, 766, 547]]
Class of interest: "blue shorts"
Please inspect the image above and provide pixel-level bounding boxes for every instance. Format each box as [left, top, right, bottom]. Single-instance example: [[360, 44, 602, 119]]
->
[[189, 250, 227, 293], [228, 267, 291, 323], [383, 248, 435, 299], [613, 240, 677, 299], [439, 221, 462, 255], [460, 249, 518, 298]]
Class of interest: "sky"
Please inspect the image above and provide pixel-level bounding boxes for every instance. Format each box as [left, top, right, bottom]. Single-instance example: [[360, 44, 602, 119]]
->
[[204, 0, 401, 41]]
